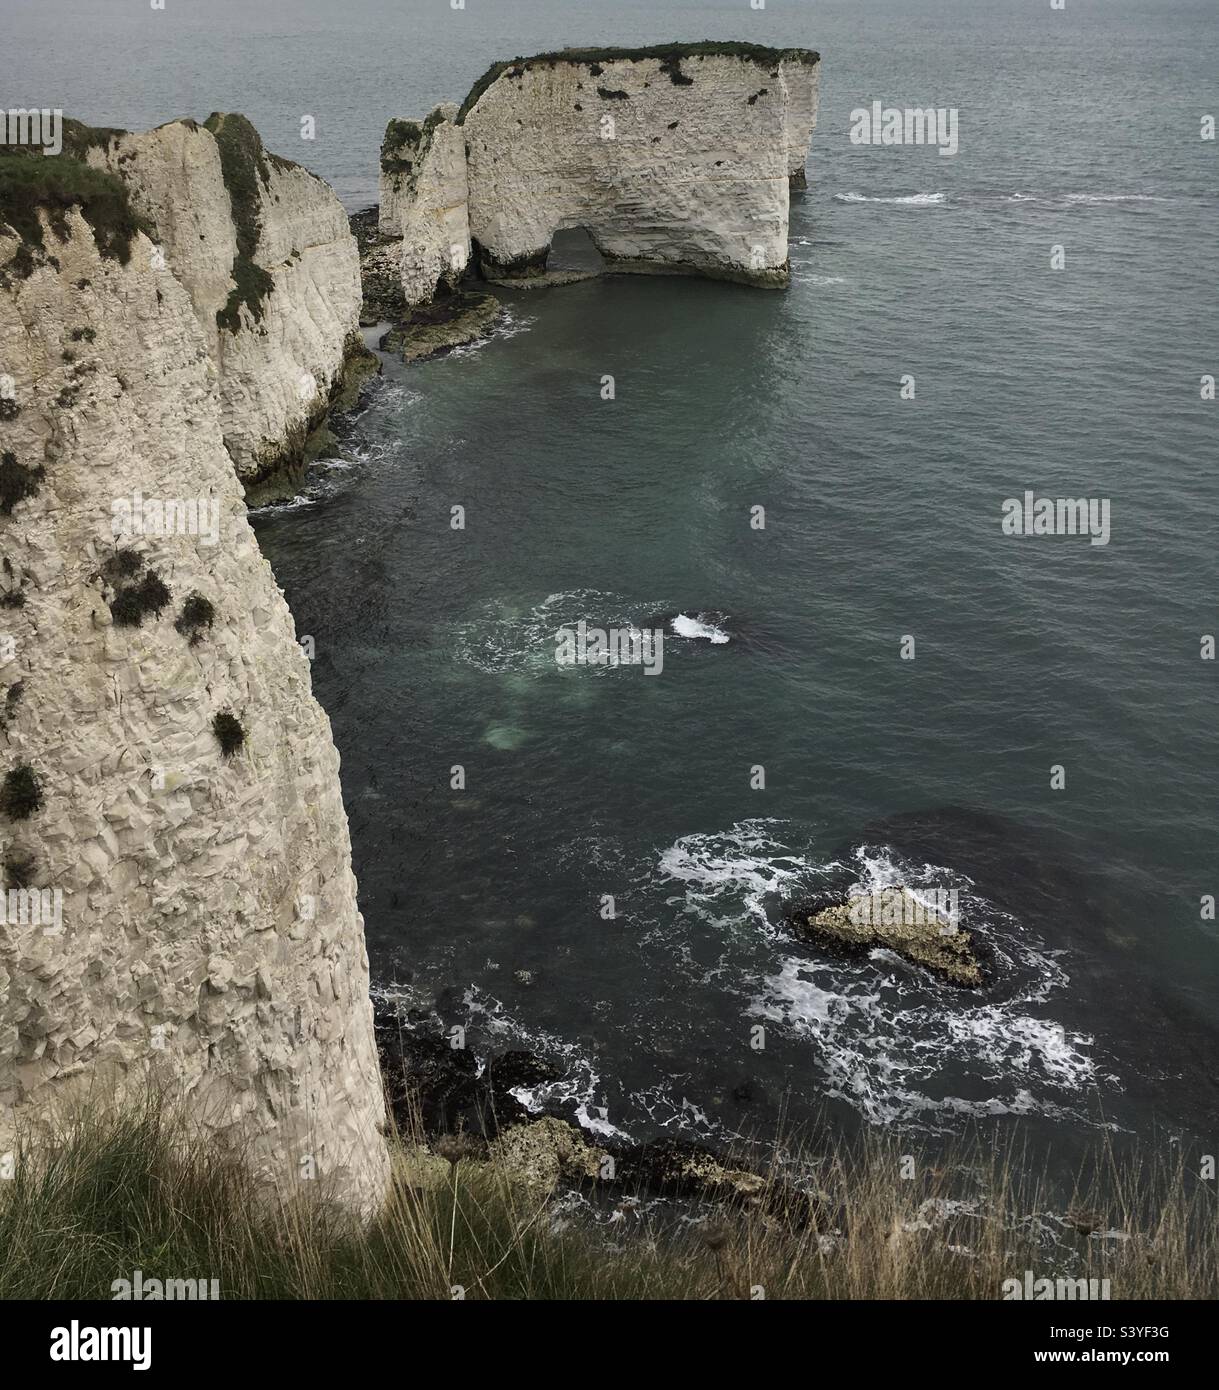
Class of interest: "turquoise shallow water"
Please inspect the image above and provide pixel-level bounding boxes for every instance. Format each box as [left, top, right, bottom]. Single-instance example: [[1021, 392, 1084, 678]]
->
[[9, 0, 1218, 1152]]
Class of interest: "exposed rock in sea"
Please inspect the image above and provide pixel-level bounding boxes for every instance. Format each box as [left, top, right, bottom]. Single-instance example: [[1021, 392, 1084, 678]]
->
[[0, 134, 388, 1215], [378, 291, 503, 362], [375, 1005, 826, 1222], [788, 886, 985, 988]]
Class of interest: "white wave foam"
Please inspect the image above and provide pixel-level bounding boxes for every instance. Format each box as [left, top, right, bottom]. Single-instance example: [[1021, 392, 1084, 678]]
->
[[657, 824, 1108, 1130], [750, 948, 1097, 1128], [790, 271, 848, 286], [1063, 193, 1167, 204], [835, 191, 947, 205], [447, 307, 537, 358], [452, 588, 645, 675], [658, 818, 816, 929], [1003, 192, 1167, 206], [453, 591, 729, 675], [670, 613, 730, 643]]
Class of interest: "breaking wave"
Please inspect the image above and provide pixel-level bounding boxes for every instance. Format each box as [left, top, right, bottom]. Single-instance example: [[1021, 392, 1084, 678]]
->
[[835, 191, 947, 205], [656, 820, 1110, 1131]]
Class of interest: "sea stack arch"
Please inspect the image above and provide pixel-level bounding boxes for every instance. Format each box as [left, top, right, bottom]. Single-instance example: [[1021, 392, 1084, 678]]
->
[[379, 43, 821, 302]]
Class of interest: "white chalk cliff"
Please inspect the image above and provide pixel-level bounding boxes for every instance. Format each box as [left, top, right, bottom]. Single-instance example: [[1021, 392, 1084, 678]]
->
[[379, 43, 820, 300], [0, 146, 387, 1213], [379, 106, 471, 307], [86, 115, 369, 502]]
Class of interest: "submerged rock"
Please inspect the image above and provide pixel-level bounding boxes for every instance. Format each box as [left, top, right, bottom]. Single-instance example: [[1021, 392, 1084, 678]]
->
[[789, 886, 984, 988]]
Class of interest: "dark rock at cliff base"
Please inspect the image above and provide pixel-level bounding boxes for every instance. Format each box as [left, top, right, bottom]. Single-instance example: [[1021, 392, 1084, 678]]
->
[[375, 1006, 562, 1137], [377, 1028, 480, 1134], [374, 1006, 829, 1227], [603, 1136, 831, 1230], [380, 291, 503, 362]]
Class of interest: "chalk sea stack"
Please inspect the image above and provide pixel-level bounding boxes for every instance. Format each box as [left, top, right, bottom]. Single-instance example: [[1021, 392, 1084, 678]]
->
[[376, 43, 821, 303]]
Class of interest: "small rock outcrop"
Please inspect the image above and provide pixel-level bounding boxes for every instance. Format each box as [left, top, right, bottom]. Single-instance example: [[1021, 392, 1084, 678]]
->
[[789, 887, 984, 988], [0, 141, 388, 1214]]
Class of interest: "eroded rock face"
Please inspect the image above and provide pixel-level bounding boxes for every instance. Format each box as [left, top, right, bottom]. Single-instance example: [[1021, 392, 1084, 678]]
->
[[0, 210, 389, 1215], [85, 115, 367, 501], [461, 47, 820, 287], [779, 56, 821, 188], [378, 44, 821, 298], [379, 105, 471, 308]]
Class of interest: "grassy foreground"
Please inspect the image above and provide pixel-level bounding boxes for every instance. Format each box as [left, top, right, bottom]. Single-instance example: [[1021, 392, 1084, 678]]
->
[[1, 1101, 1215, 1300]]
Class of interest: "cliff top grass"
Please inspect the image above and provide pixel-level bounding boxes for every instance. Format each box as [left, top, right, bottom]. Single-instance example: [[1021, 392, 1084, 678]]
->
[[456, 41, 821, 123], [0, 121, 146, 274], [2, 1098, 1216, 1300], [380, 109, 447, 178]]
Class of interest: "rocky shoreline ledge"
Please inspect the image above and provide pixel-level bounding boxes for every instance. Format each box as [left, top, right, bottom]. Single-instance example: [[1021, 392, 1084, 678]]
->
[[375, 1002, 830, 1226]]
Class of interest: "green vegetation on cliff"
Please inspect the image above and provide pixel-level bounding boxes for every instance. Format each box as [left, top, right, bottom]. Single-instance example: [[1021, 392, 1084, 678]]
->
[[380, 109, 447, 192], [457, 42, 821, 123], [203, 112, 284, 332], [0, 121, 145, 278]]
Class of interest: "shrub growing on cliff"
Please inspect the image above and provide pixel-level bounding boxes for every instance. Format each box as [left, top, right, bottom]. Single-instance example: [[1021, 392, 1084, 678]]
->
[[659, 56, 695, 86], [212, 710, 246, 758], [0, 451, 46, 515], [109, 569, 171, 627], [0, 680, 24, 732], [3, 849, 37, 889], [0, 762, 43, 820], [174, 591, 216, 644], [204, 113, 282, 332], [102, 547, 144, 582]]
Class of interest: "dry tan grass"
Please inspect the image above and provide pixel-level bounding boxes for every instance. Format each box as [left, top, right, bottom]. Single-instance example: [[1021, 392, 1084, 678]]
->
[[1, 1097, 1215, 1300]]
